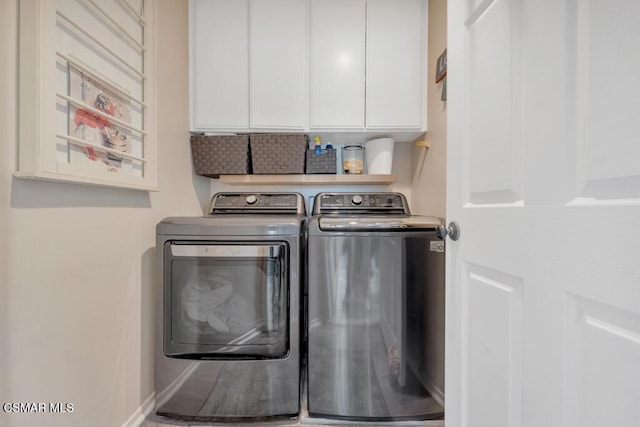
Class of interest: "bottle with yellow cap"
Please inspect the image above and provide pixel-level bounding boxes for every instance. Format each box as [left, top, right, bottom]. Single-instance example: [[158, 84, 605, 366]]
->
[[314, 135, 322, 154]]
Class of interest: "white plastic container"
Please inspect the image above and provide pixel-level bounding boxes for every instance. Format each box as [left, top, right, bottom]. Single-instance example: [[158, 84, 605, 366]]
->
[[365, 138, 394, 174]]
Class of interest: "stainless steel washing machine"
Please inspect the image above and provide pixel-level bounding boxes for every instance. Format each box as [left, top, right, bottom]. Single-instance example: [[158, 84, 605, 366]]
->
[[306, 192, 445, 421], [156, 192, 305, 421]]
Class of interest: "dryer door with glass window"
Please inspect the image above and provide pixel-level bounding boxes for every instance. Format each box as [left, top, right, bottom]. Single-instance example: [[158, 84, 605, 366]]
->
[[163, 241, 289, 359]]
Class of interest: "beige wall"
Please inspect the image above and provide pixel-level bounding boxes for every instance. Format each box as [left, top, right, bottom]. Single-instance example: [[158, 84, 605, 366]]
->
[[410, 0, 447, 404], [0, 1, 14, 422], [0, 1, 207, 426], [412, 0, 447, 219]]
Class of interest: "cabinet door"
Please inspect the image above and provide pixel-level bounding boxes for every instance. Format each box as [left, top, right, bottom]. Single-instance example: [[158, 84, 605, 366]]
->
[[250, 0, 306, 129], [190, 0, 249, 131], [310, 0, 366, 129], [366, 0, 425, 129]]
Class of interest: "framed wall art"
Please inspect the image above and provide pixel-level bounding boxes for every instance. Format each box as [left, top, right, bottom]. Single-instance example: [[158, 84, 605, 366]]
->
[[16, 0, 157, 191], [435, 48, 447, 84]]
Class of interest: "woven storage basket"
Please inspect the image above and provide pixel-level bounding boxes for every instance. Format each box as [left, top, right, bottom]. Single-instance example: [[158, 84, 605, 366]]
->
[[250, 134, 308, 174], [190, 135, 250, 178], [306, 149, 337, 174]]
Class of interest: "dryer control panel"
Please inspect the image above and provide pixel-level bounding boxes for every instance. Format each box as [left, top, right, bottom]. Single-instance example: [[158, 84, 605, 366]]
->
[[209, 193, 306, 215]]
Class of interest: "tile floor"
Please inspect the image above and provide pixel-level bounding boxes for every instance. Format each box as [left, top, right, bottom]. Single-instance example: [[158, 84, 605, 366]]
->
[[144, 362, 445, 427], [144, 391, 444, 427], [142, 412, 445, 427]]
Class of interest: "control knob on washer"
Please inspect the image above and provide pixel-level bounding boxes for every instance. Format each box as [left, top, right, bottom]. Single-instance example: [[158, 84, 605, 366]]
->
[[246, 195, 258, 205], [351, 195, 363, 205]]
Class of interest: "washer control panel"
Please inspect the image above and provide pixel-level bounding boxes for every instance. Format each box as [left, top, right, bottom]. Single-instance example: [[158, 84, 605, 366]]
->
[[313, 193, 410, 216]]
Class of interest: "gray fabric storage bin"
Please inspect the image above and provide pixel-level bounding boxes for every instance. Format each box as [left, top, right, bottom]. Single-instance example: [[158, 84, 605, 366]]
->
[[306, 149, 337, 174], [250, 134, 308, 174], [190, 135, 250, 178]]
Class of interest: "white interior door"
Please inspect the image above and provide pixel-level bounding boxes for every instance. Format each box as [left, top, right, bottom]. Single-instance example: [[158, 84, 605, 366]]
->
[[446, 1, 640, 426]]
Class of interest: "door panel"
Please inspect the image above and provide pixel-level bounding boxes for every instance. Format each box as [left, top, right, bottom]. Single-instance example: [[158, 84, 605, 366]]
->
[[309, 0, 366, 128], [572, 0, 640, 201], [190, 0, 249, 130], [366, 0, 424, 129], [466, 0, 523, 205], [447, 0, 640, 426], [463, 264, 523, 427], [563, 295, 640, 426], [250, 0, 306, 129]]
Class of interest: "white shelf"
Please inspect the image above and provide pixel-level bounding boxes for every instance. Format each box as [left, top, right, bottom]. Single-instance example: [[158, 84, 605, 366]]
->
[[219, 174, 397, 186]]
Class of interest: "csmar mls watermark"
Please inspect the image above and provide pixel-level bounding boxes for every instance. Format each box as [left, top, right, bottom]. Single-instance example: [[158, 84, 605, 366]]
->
[[3, 402, 74, 413]]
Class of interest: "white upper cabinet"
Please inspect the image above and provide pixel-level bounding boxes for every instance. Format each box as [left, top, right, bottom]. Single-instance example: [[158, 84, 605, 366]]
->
[[190, 0, 427, 136], [309, 0, 366, 129], [190, 0, 249, 131], [250, 0, 306, 129], [190, 0, 306, 132], [366, 0, 425, 129], [309, 0, 426, 131]]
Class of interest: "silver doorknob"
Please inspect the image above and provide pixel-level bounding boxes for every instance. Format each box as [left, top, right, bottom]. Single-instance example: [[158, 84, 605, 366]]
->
[[437, 222, 460, 241]]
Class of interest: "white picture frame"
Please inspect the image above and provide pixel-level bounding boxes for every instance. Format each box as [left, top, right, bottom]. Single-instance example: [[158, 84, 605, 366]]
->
[[16, 0, 157, 191]]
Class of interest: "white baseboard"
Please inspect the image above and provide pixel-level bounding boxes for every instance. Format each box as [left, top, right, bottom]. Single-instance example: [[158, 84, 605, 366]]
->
[[424, 380, 445, 408], [121, 361, 198, 427], [155, 362, 199, 408], [121, 392, 155, 427]]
